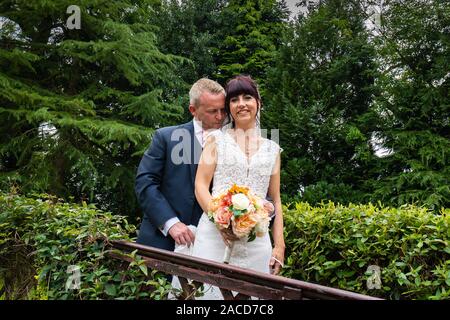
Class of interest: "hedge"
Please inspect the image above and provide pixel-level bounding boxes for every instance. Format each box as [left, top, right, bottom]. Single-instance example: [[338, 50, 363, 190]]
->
[[2, 192, 449, 300], [281, 202, 450, 299], [0, 192, 171, 300]]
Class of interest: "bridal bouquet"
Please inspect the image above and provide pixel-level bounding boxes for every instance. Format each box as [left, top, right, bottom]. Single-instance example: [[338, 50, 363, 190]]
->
[[207, 184, 272, 262]]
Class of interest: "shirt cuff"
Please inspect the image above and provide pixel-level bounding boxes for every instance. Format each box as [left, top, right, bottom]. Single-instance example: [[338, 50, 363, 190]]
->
[[160, 217, 180, 237]]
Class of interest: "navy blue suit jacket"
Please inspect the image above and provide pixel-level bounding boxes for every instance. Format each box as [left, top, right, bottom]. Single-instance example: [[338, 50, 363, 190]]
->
[[135, 121, 203, 251]]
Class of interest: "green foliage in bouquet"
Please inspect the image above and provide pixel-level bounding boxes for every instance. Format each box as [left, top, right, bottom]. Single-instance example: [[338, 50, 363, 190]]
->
[[0, 192, 171, 300], [229, 205, 246, 218], [282, 202, 450, 299]]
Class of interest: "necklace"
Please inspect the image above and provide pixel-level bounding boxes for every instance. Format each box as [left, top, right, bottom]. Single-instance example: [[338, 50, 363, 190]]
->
[[228, 129, 261, 178]]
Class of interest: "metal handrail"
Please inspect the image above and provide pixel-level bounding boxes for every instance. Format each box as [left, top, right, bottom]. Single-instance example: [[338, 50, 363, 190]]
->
[[109, 240, 382, 300]]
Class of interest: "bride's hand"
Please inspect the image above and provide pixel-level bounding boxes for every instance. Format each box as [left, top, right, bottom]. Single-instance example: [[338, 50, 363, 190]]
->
[[219, 228, 239, 247], [270, 246, 285, 275], [263, 199, 275, 219]]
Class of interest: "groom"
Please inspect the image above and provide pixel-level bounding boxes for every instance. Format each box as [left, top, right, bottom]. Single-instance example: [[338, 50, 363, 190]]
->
[[135, 78, 226, 251]]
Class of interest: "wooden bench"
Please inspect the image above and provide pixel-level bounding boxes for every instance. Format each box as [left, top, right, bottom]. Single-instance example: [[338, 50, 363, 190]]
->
[[109, 240, 382, 300]]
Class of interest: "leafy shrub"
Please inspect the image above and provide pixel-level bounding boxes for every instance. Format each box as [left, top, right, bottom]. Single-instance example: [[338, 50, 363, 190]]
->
[[282, 202, 450, 299], [0, 192, 171, 300]]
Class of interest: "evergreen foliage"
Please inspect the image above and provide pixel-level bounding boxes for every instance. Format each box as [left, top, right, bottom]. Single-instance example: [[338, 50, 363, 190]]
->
[[154, 0, 289, 87], [367, 0, 450, 210], [151, 0, 229, 122], [1, 0, 448, 215], [153, 0, 227, 83], [0, 0, 449, 300], [216, 0, 290, 83], [0, 0, 186, 220], [263, 0, 380, 202]]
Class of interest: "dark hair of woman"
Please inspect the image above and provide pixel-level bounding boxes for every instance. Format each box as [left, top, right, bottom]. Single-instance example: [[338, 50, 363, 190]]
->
[[224, 75, 261, 128]]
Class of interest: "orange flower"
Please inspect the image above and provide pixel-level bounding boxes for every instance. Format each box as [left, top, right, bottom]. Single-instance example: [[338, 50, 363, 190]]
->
[[209, 184, 270, 240], [229, 184, 250, 196], [208, 200, 220, 213], [232, 212, 258, 238]]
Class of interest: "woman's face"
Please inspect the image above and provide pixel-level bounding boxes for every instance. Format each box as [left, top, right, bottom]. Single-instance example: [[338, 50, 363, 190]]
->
[[229, 93, 259, 126]]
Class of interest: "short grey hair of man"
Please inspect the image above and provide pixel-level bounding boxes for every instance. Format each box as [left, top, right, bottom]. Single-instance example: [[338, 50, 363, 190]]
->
[[189, 78, 225, 107]]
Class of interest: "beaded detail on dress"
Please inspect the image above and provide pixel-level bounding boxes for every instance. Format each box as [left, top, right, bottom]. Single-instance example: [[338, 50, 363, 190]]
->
[[208, 130, 281, 199]]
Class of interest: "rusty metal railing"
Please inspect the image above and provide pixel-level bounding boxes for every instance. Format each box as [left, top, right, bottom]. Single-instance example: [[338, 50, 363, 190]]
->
[[108, 240, 382, 300]]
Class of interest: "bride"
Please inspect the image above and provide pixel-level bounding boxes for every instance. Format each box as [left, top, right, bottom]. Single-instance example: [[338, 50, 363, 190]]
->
[[191, 74, 285, 299]]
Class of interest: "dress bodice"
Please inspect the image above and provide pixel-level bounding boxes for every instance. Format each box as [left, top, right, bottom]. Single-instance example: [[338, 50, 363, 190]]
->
[[209, 130, 281, 198]]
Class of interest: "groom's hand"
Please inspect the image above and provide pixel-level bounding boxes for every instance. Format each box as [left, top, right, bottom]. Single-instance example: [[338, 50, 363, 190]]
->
[[169, 222, 195, 247], [219, 228, 239, 247]]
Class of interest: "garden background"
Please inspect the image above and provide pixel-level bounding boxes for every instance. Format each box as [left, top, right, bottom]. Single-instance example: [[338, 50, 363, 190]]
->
[[0, 0, 449, 300]]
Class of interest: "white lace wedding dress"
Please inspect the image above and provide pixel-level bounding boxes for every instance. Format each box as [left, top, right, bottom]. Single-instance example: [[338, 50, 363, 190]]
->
[[190, 129, 281, 300]]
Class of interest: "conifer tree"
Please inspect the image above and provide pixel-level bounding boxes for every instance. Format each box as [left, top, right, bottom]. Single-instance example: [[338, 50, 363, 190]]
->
[[368, 0, 450, 209], [151, 0, 228, 123], [263, 0, 379, 203], [153, 0, 289, 88], [217, 0, 290, 83], [0, 0, 185, 219], [153, 0, 227, 83]]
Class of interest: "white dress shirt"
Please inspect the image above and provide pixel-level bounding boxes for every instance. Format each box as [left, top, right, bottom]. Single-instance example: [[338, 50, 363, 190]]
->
[[160, 118, 216, 237]]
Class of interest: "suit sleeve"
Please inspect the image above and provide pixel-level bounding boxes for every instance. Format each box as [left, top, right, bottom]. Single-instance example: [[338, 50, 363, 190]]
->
[[135, 129, 178, 229]]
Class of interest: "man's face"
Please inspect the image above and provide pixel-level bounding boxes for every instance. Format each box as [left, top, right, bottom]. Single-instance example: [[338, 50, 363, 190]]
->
[[189, 91, 226, 130]]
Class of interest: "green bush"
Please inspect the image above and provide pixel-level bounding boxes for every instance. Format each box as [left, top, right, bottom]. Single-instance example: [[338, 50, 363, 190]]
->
[[3, 191, 449, 300], [282, 202, 450, 299], [0, 192, 171, 300]]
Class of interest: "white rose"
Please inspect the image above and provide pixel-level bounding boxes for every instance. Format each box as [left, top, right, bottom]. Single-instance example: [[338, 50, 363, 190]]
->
[[231, 193, 250, 210]]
